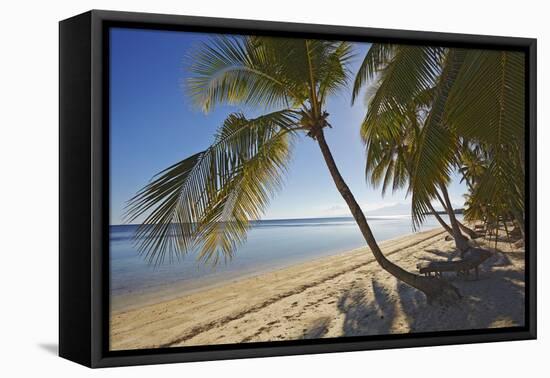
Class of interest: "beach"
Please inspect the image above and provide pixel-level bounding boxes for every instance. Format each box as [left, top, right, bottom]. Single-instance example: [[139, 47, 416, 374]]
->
[[110, 227, 525, 350]]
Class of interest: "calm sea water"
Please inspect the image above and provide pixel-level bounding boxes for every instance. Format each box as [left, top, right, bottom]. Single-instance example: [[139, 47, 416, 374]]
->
[[110, 215, 460, 300]]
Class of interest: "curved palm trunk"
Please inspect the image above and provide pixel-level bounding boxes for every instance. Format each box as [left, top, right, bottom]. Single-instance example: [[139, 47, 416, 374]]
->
[[316, 130, 460, 303], [438, 185, 469, 254], [434, 188, 470, 251], [437, 194, 478, 239], [510, 208, 525, 240], [403, 163, 453, 236], [426, 201, 453, 235], [458, 221, 479, 239], [456, 169, 485, 239], [434, 191, 477, 238]]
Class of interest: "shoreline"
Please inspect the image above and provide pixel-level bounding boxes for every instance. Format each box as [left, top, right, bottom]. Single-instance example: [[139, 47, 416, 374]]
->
[[110, 227, 444, 312], [110, 227, 525, 351]]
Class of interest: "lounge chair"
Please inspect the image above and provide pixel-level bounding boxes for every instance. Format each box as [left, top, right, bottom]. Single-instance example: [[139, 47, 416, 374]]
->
[[416, 248, 492, 280]]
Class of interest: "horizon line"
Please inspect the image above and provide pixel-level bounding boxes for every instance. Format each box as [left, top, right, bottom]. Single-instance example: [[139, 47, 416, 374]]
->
[[108, 213, 424, 227]]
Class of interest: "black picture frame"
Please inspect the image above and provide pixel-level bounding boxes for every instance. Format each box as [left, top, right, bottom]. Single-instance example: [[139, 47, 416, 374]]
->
[[59, 9, 537, 368]]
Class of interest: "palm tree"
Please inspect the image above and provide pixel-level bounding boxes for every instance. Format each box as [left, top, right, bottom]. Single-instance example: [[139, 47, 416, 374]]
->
[[353, 44, 525, 251], [361, 87, 455, 236], [125, 36, 460, 303], [355, 45, 470, 252]]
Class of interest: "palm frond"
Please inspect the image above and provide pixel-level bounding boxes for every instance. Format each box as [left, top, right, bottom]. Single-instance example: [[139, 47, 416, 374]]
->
[[410, 49, 467, 228], [187, 36, 305, 112], [446, 50, 526, 225], [445, 50, 525, 144], [125, 110, 298, 265], [317, 41, 355, 105], [351, 43, 397, 104], [361, 75, 433, 197], [364, 119, 411, 195], [361, 46, 443, 110]]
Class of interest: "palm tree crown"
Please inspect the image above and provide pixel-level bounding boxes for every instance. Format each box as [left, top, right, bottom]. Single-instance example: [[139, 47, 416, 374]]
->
[[353, 44, 525, 239], [125, 36, 354, 264]]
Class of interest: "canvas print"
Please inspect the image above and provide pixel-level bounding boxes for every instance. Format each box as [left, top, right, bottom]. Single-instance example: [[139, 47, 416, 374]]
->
[[109, 28, 526, 351]]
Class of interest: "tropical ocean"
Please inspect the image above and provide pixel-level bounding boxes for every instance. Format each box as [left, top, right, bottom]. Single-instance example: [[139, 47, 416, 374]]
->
[[110, 214, 462, 308]]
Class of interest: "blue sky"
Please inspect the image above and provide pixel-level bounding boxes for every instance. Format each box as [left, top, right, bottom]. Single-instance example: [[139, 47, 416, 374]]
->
[[109, 28, 467, 225]]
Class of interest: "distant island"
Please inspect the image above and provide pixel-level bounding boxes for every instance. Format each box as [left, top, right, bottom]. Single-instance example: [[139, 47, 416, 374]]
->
[[366, 202, 464, 217], [433, 208, 464, 215]]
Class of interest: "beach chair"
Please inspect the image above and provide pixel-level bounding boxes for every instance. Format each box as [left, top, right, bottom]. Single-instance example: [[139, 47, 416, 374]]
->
[[416, 248, 492, 280]]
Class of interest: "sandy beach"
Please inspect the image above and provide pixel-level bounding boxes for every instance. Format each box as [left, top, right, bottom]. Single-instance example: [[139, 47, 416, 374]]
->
[[110, 227, 525, 351]]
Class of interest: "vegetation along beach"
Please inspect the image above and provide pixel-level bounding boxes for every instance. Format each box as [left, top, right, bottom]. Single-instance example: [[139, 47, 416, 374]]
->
[[109, 29, 526, 349]]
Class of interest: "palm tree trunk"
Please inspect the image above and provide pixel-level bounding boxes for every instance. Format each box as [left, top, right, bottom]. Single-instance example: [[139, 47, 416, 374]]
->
[[434, 190, 477, 239], [403, 163, 453, 236], [438, 185, 469, 254], [510, 208, 525, 239], [455, 167, 485, 239], [316, 130, 460, 303], [426, 201, 453, 235], [458, 221, 479, 239]]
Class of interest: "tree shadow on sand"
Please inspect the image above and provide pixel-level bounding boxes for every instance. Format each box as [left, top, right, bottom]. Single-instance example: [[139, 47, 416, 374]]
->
[[332, 248, 525, 337], [395, 263, 525, 332], [300, 279, 402, 339], [302, 316, 332, 339], [336, 279, 398, 337]]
